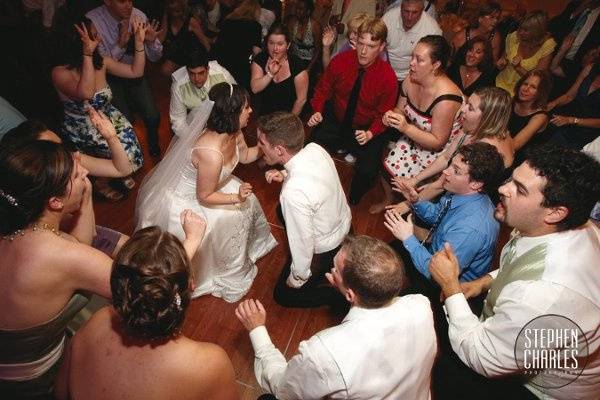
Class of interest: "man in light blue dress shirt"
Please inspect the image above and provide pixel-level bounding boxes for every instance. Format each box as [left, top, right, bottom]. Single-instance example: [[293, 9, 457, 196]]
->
[[385, 142, 504, 292]]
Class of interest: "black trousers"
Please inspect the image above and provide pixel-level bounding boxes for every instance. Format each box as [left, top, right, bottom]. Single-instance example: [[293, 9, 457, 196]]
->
[[390, 240, 537, 400], [273, 204, 346, 308], [310, 104, 390, 203], [107, 75, 161, 149]]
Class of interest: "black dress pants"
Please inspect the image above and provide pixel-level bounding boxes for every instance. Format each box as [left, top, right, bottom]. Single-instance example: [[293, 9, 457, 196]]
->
[[310, 104, 389, 203], [273, 204, 346, 308]]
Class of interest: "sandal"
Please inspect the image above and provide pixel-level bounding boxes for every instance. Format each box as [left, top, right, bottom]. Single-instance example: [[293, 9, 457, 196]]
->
[[93, 179, 124, 202]]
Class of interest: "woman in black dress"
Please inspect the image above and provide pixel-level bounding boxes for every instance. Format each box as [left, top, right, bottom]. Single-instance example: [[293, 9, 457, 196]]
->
[[447, 36, 495, 97], [250, 23, 309, 116]]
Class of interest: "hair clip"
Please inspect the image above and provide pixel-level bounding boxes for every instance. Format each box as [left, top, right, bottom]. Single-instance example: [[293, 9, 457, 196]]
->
[[174, 293, 182, 308], [227, 82, 233, 98], [0, 189, 19, 207]]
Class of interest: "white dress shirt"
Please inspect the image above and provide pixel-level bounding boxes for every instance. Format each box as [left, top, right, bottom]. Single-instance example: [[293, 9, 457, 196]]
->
[[280, 143, 351, 288], [383, 7, 442, 80], [169, 61, 236, 137], [86, 6, 163, 63], [249, 295, 437, 399], [445, 223, 600, 399]]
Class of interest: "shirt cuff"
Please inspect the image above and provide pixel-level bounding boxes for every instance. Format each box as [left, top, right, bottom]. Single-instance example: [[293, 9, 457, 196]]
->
[[445, 293, 474, 321], [249, 325, 272, 351], [287, 272, 309, 288], [488, 269, 499, 279], [402, 234, 420, 251]]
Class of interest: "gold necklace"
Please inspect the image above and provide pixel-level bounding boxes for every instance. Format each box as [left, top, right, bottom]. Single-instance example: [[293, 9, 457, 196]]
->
[[2, 223, 61, 241]]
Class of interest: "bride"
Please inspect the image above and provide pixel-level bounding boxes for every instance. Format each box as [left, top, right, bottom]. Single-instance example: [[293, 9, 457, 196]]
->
[[135, 82, 277, 302]]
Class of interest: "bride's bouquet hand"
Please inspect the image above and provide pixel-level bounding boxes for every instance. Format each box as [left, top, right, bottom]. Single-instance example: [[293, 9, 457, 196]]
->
[[238, 182, 253, 202]]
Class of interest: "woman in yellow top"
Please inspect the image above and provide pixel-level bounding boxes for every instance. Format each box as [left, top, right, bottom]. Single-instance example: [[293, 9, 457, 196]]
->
[[495, 10, 556, 96]]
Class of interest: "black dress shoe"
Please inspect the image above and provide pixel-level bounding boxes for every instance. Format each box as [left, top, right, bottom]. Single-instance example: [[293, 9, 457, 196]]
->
[[149, 144, 161, 157], [348, 195, 361, 206]]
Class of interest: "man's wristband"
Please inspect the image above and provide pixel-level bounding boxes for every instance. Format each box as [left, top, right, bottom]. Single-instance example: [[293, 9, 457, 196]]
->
[[573, 117, 579, 125], [135, 48, 145, 52], [83, 53, 93, 57]]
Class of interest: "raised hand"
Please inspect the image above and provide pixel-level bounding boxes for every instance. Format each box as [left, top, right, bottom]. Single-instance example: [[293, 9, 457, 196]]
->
[[384, 210, 414, 241], [322, 25, 336, 48], [429, 242, 462, 298], [308, 112, 323, 127], [235, 299, 267, 331], [132, 17, 147, 44], [88, 107, 118, 141], [238, 182, 253, 202], [188, 16, 203, 35], [144, 19, 164, 42], [265, 169, 284, 183], [267, 57, 281, 75], [180, 209, 207, 244], [75, 23, 99, 55]]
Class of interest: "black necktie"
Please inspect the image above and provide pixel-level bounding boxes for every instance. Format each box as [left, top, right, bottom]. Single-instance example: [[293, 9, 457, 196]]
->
[[421, 194, 453, 245], [340, 67, 365, 134]]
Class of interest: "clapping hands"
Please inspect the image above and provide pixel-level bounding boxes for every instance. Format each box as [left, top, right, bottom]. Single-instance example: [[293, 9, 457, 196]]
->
[[384, 210, 414, 241], [382, 110, 408, 132], [322, 25, 336, 48], [144, 19, 164, 42], [75, 23, 99, 55]]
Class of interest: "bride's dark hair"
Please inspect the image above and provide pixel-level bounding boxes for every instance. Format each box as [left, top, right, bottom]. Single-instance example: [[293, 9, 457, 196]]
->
[[111, 227, 191, 340], [207, 83, 249, 134]]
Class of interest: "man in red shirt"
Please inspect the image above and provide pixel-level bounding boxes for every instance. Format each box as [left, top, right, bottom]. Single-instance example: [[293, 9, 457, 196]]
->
[[309, 17, 398, 205]]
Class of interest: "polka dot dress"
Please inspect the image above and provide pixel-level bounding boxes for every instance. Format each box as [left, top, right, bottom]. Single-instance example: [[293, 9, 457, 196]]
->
[[384, 97, 463, 178]]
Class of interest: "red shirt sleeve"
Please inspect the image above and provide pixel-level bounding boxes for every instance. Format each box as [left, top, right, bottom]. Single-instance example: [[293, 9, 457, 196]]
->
[[368, 63, 398, 136]]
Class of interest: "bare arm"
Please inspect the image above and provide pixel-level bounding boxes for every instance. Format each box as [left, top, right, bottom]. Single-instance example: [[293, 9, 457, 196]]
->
[[236, 133, 262, 164], [399, 99, 462, 151], [547, 64, 592, 110], [61, 241, 113, 298], [82, 107, 134, 177], [66, 177, 95, 244], [103, 19, 146, 78], [192, 148, 247, 205], [291, 70, 308, 115], [250, 60, 272, 93], [512, 113, 548, 151]]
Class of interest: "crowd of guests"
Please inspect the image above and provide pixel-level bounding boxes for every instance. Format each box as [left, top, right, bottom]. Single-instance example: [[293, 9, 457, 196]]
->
[[1, 0, 600, 399]]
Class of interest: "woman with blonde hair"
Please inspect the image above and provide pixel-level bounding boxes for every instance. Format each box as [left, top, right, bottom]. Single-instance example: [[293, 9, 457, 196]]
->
[[386, 86, 514, 215], [211, 0, 263, 89], [496, 10, 556, 96]]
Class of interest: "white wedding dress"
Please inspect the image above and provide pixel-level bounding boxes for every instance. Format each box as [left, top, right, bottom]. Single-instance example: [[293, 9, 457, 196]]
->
[[135, 102, 277, 302]]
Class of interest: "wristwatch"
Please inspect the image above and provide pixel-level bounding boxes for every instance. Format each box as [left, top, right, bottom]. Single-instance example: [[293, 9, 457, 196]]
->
[[573, 117, 579, 125]]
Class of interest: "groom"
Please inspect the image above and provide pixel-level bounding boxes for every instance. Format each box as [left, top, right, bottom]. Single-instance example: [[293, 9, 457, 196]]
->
[[257, 112, 352, 308]]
